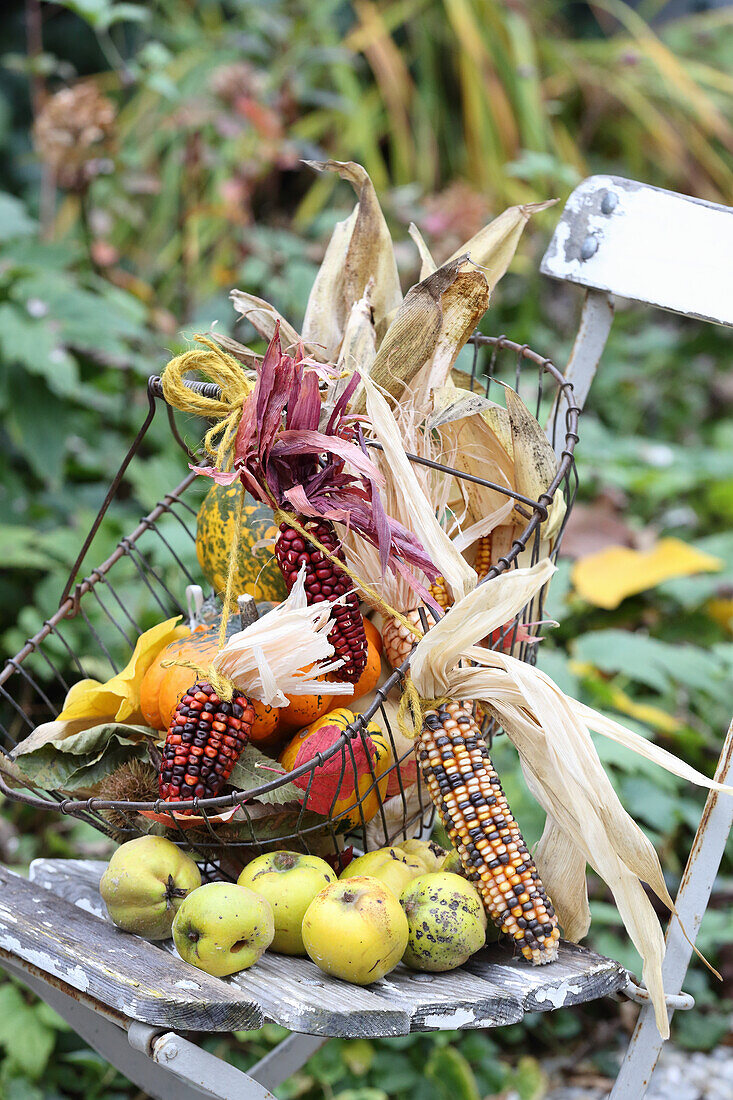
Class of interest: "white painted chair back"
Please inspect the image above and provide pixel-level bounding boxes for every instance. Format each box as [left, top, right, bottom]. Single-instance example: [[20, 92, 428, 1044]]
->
[[541, 176, 733, 1098]]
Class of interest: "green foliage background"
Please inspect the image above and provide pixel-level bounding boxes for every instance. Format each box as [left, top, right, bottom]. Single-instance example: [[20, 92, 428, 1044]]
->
[[0, 1, 732, 1096]]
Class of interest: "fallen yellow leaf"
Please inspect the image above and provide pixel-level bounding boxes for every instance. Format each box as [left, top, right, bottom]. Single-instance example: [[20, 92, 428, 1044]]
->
[[58, 617, 189, 724], [605, 686, 681, 735], [571, 538, 722, 610], [707, 598, 733, 633]]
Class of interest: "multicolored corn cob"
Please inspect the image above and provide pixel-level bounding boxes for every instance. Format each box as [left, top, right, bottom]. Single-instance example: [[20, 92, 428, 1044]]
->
[[159, 681, 254, 801], [417, 701, 560, 964], [275, 518, 367, 683]]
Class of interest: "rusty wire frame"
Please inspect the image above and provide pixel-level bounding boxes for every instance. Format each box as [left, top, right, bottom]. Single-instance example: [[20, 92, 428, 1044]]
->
[[0, 334, 580, 874]]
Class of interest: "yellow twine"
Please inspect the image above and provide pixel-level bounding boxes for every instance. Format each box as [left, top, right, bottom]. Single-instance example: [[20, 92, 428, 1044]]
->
[[396, 677, 450, 741], [161, 335, 254, 471], [160, 657, 235, 703], [159, 484, 246, 703]]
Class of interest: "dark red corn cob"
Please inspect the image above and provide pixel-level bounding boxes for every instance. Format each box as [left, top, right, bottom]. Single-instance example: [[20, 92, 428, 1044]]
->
[[159, 681, 254, 802], [274, 518, 367, 683]]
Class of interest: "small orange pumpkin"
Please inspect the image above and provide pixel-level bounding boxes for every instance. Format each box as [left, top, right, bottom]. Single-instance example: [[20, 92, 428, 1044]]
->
[[324, 625, 382, 708], [140, 628, 215, 730], [276, 682, 335, 736], [140, 629, 279, 743]]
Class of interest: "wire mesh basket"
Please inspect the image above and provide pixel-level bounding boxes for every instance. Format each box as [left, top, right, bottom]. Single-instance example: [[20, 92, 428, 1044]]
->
[[0, 334, 579, 878]]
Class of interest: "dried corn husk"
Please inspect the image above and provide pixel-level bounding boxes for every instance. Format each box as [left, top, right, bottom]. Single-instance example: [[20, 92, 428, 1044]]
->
[[303, 160, 402, 350], [363, 376, 476, 604], [352, 255, 470, 414], [408, 221, 437, 279], [533, 817, 591, 942], [366, 781, 426, 850], [446, 200, 557, 287], [411, 269, 490, 404], [329, 279, 377, 414], [207, 332, 262, 371], [213, 566, 352, 707], [437, 388, 516, 550], [302, 205, 359, 359], [229, 290, 311, 355], [410, 559, 733, 1039], [343, 396, 456, 614]]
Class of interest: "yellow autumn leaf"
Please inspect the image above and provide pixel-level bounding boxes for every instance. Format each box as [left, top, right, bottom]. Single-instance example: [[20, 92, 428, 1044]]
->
[[572, 538, 722, 610], [606, 687, 681, 735], [58, 617, 188, 724], [707, 598, 733, 633]]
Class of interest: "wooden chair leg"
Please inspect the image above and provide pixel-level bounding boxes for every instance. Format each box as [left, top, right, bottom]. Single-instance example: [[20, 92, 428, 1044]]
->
[[610, 718, 733, 1098], [546, 287, 614, 455], [248, 1032, 328, 1091]]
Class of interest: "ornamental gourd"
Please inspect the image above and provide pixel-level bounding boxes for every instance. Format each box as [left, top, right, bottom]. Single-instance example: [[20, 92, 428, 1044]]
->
[[196, 484, 288, 604], [279, 708, 392, 828]]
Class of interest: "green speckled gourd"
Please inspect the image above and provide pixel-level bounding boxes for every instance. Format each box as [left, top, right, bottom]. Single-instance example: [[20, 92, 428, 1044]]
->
[[196, 484, 288, 603]]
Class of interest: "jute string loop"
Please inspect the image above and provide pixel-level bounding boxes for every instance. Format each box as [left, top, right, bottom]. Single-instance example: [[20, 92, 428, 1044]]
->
[[396, 676, 450, 742], [160, 656, 234, 702], [161, 335, 254, 471]]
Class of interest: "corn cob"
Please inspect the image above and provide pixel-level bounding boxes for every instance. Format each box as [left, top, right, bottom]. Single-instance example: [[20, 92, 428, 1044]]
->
[[428, 576, 451, 610], [275, 518, 367, 683], [382, 606, 439, 669], [475, 534, 492, 580], [159, 681, 254, 801], [417, 701, 559, 964]]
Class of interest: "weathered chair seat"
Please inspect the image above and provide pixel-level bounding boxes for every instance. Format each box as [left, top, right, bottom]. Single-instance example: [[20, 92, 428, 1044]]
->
[[0, 860, 627, 1038]]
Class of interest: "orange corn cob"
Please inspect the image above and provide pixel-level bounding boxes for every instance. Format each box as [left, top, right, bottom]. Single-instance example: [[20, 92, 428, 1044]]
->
[[429, 576, 451, 610], [475, 534, 492, 580], [417, 701, 560, 964]]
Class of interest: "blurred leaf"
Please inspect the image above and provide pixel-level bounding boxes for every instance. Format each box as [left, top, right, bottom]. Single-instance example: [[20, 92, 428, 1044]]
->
[[342, 1039, 375, 1076], [572, 539, 722, 610], [572, 631, 727, 697], [55, 0, 148, 30], [0, 986, 55, 1079], [0, 195, 36, 242], [674, 1009, 732, 1052], [0, 304, 78, 397], [509, 1055, 548, 1100], [334, 1091, 387, 1100], [0, 526, 58, 570], [426, 1047, 480, 1100]]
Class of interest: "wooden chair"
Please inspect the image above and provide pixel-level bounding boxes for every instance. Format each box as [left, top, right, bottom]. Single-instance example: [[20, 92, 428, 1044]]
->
[[1, 175, 731, 1099]]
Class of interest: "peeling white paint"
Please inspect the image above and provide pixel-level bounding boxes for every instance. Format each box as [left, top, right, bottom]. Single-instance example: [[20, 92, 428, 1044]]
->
[[422, 1006, 477, 1029], [174, 979, 202, 991], [533, 979, 582, 1009], [0, 935, 91, 992], [75, 897, 107, 919]]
